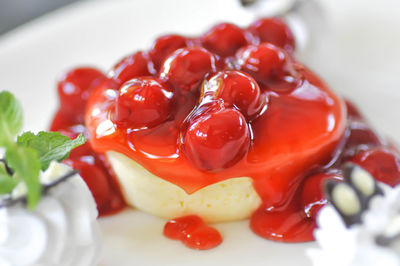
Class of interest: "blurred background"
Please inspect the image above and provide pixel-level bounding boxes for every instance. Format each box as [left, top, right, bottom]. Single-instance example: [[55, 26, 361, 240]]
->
[[0, 0, 79, 35]]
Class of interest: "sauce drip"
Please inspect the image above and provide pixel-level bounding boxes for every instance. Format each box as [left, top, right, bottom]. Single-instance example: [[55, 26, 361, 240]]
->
[[164, 215, 222, 250]]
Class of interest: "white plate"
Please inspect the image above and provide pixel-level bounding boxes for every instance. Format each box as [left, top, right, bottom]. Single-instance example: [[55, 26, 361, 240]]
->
[[0, 0, 399, 265]]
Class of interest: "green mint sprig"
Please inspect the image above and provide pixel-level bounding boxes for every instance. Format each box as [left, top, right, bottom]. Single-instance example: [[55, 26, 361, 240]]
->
[[0, 91, 86, 210]]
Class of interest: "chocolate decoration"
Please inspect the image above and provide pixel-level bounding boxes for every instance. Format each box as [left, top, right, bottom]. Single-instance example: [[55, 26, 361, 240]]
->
[[0, 170, 78, 209], [0, 158, 14, 176], [325, 163, 383, 227]]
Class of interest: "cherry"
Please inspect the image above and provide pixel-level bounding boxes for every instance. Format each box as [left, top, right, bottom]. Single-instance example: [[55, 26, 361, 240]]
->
[[110, 51, 155, 85], [164, 215, 222, 250], [235, 43, 294, 87], [350, 148, 400, 187], [248, 18, 295, 53], [114, 77, 173, 128], [160, 47, 217, 91], [202, 70, 264, 119], [149, 34, 188, 70], [201, 23, 249, 57], [301, 172, 343, 218], [184, 104, 250, 171], [345, 121, 381, 149], [64, 157, 111, 209], [57, 67, 106, 123]]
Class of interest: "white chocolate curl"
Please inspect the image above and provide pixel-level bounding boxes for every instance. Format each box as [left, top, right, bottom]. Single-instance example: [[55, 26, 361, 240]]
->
[[0, 162, 101, 266]]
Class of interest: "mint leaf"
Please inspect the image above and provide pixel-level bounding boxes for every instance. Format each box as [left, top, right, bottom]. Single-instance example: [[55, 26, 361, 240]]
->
[[0, 163, 17, 194], [6, 145, 41, 209], [17, 131, 86, 170], [0, 91, 23, 147]]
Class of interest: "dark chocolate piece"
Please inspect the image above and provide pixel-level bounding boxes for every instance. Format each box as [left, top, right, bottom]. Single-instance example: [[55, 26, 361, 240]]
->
[[0, 170, 78, 209]]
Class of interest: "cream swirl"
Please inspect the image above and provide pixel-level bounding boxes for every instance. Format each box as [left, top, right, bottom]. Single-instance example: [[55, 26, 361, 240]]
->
[[0, 162, 101, 266], [308, 184, 400, 266]]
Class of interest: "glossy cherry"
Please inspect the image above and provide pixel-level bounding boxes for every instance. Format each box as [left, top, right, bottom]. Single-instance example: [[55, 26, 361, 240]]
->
[[115, 77, 173, 128], [164, 215, 222, 250], [201, 23, 249, 57], [57, 67, 106, 123], [149, 34, 188, 70], [350, 148, 400, 187], [184, 105, 250, 171], [202, 70, 264, 119], [301, 172, 343, 218], [63, 157, 112, 209], [235, 43, 293, 87], [248, 18, 295, 53], [110, 51, 155, 85], [345, 121, 381, 149], [160, 47, 216, 91]]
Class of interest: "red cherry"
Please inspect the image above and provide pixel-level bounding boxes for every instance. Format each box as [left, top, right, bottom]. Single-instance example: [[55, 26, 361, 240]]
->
[[301, 172, 343, 218], [57, 67, 106, 123], [114, 77, 173, 128], [345, 121, 381, 149], [64, 158, 111, 208], [235, 43, 294, 87], [184, 105, 250, 171], [248, 18, 295, 53], [350, 148, 400, 187], [160, 47, 217, 91], [201, 23, 249, 57], [202, 70, 264, 119], [110, 51, 155, 85], [149, 34, 188, 70]]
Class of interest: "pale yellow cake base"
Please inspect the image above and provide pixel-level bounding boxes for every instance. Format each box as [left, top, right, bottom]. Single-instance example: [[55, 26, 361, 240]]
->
[[107, 151, 262, 223]]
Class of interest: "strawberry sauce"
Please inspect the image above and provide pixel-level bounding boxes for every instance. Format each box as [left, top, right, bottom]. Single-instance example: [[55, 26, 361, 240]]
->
[[50, 18, 400, 248]]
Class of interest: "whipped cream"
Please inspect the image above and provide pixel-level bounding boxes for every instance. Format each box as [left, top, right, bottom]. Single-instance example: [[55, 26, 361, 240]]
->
[[0, 162, 101, 266], [308, 183, 400, 266]]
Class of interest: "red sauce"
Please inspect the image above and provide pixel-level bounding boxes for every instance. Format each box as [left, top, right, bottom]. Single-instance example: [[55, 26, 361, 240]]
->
[[50, 68, 126, 217], [50, 18, 400, 248], [164, 215, 222, 250]]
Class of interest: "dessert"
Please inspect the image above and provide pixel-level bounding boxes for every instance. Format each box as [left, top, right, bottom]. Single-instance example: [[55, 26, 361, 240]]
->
[[50, 17, 400, 249], [0, 91, 101, 265]]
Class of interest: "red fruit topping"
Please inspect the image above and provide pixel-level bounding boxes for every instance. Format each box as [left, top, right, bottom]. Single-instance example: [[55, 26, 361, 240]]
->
[[114, 77, 173, 128], [345, 121, 381, 149], [202, 70, 264, 119], [248, 18, 295, 53], [250, 204, 315, 242], [201, 23, 249, 57], [160, 47, 217, 91], [184, 105, 250, 171], [55, 128, 125, 216], [149, 34, 188, 70], [301, 172, 343, 218], [235, 43, 295, 88], [57, 67, 106, 123], [110, 51, 155, 85], [63, 156, 124, 216], [164, 215, 222, 250], [350, 148, 400, 187]]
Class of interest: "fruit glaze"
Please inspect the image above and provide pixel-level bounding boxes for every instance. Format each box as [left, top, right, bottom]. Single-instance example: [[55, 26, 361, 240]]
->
[[50, 18, 400, 250]]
